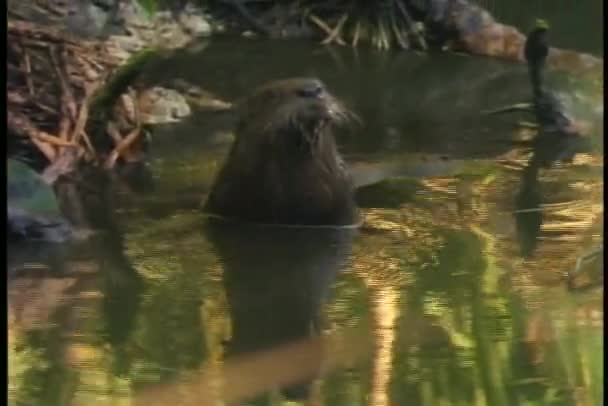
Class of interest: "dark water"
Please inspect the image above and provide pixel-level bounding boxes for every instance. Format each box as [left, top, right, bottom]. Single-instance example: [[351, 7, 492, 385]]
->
[[8, 19, 603, 406]]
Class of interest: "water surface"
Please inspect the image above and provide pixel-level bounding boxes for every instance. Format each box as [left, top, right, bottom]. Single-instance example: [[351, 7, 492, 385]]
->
[[8, 32, 603, 406]]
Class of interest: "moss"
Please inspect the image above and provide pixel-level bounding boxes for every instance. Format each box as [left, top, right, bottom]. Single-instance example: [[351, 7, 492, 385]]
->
[[355, 177, 420, 209]]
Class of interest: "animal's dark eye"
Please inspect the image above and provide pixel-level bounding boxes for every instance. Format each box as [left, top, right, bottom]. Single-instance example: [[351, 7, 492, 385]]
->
[[296, 83, 324, 98]]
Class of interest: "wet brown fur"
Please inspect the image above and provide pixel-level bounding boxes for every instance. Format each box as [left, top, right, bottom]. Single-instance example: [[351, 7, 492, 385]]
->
[[203, 78, 360, 226]]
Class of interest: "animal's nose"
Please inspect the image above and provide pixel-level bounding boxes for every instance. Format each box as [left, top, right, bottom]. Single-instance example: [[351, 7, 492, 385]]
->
[[296, 82, 325, 98]]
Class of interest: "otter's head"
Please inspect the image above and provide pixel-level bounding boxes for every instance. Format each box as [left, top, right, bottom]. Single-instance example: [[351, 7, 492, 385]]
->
[[204, 78, 360, 226], [234, 78, 356, 159]]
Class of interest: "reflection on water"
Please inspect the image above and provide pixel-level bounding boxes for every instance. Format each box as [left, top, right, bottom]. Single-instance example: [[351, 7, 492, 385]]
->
[[206, 222, 355, 403], [8, 34, 603, 406], [515, 132, 593, 258]]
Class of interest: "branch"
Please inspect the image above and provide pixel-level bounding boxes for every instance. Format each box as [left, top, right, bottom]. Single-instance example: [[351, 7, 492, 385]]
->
[[104, 127, 142, 169]]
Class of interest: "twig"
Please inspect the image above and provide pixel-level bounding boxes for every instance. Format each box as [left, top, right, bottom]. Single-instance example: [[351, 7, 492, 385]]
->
[[31, 139, 57, 162], [41, 148, 79, 185], [74, 55, 100, 81], [70, 48, 115, 71], [518, 121, 540, 129], [72, 82, 98, 145], [377, 17, 390, 50], [79, 130, 97, 161], [22, 49, 35, 96], [571, 246, 603, 276], [352, 20, 361, 47], [7, 8, 31, 20], [106, 122, 123, 146], [120, 92, 137, 125], [36, 102, 59, 116], [51, 46, 78, 121], [8, 20, 80, 46], [104, 128, 142, 169], [321, 13, 348, 45], [7, 91, 28, 105], [482, 103, 534, 115], [8, 111, 57, 161], [33, 133, 77, 147], [308, 13, 333, 36], [394, 0, 427, 51], [130, 87, 142, 127], [8, 110, 76, 146], [513, 207, 543, 214], [389, 7, 409, 50], [72, 103, 92, 152], [58, 116, 71, 141]]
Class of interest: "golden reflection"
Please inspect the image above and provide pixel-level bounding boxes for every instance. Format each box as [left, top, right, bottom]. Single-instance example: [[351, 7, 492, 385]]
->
[[8, 78, 603, 405], [134, 327, 372, 406], [365, 284, 399, 406]]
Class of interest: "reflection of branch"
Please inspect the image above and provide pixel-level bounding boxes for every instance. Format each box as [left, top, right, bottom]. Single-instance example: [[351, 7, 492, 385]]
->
[[135, 328, 371, 406]]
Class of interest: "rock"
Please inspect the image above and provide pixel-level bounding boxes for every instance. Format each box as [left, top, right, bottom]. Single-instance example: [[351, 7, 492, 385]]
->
[[108, 34, 146, 53], [154, 24, 191, 49], [7, 159, 74, 243], [169, 79, 233, 112], [115, 0, 152, 31], [104, 38, 138, 63], [138, 87, 192, 124], [8, 159, 60, 216], [178, 4, 211, 36], [8, 206, 73, 243], [64, 9, 103, 37]]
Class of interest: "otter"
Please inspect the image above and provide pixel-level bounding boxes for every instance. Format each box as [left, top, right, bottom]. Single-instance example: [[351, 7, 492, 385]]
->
[[203, 78, 360, 226]]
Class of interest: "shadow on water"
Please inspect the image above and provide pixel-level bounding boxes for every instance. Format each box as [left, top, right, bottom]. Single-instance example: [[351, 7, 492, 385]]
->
[[55, 167, 146, 354], [8, 168, 146, 403], [204, 221, 356, 403], [515, 131, 593, 258]]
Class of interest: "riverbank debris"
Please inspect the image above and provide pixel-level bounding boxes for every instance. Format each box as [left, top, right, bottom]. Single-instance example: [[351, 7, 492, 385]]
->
[[7, 19, 151, 181]]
